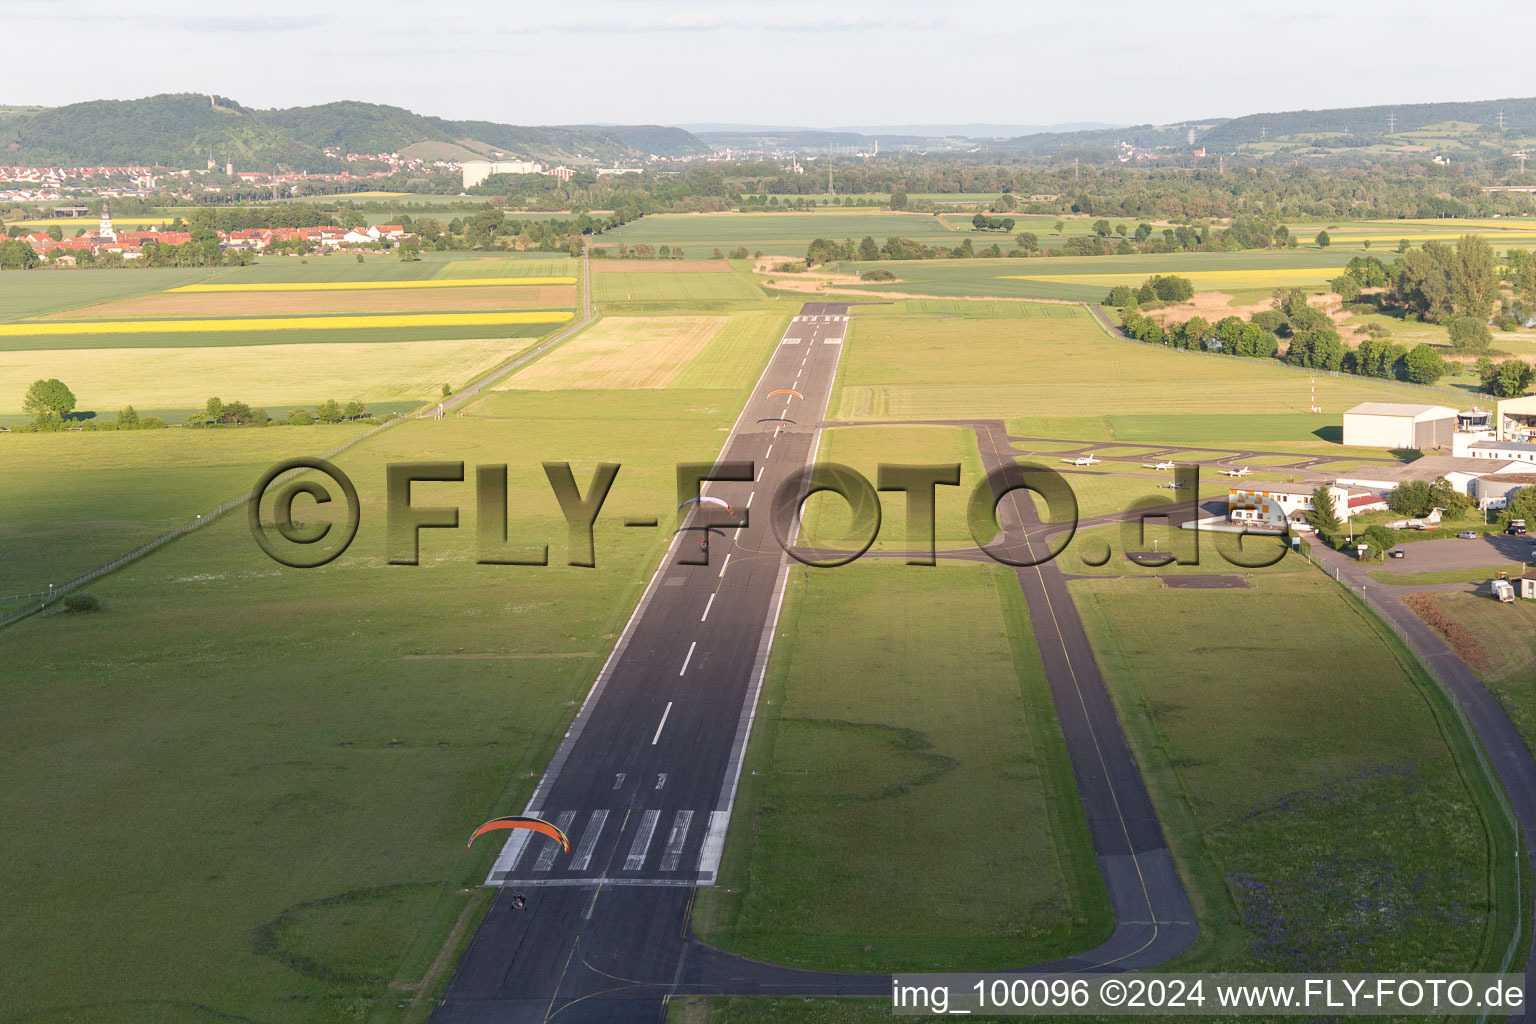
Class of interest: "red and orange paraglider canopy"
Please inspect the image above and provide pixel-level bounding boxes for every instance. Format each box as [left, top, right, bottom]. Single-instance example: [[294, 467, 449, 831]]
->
[[467, 815, 570, 853], [767, 389, 803, 399]]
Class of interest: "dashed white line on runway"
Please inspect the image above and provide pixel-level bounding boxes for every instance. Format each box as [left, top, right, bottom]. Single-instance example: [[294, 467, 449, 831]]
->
[[678, 643, 696, 676], [653, 700, 674, 742], [701, 593, 715, 622], [718, 552, 732, 577]]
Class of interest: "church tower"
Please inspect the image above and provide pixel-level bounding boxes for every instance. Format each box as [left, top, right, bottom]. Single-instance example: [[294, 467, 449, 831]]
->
[[98, 206, 116, 241]]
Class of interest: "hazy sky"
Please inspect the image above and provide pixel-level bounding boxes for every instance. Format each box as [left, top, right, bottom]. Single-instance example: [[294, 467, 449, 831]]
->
[[8, 0, 1533, 127]]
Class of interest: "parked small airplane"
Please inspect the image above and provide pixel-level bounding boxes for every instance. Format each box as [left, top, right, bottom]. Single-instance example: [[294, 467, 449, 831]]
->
[[1160, 480, 1192, 490], [1143, 460, 1177, 471], [1219, 466, 1252, 478], [1061, 453, 1102, 466]]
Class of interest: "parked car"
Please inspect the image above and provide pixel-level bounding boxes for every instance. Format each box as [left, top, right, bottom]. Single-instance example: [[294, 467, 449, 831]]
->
[[1458, 530, 1480, 539], [1390, 548, 1406, 558]]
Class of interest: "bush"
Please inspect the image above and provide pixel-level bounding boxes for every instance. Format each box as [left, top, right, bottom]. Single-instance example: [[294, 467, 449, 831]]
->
[[62, 593, 101, 613], [1330, 275, 1361, 302], [1103, 285, 1136, 307], [287, 409, 314, 426], [140, 416, 166, 429], [1447, 315, 1492, 354], [1251, 310, 1287, 333], [860, 269, 896, 282]]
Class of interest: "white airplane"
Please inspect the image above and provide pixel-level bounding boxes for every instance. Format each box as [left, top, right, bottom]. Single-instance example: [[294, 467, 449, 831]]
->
[[1219, 466, 1252, 478], [1160, 480, 1192, 490], [1142, 460, 1177, 471], [1060, 453, 1102, 467]]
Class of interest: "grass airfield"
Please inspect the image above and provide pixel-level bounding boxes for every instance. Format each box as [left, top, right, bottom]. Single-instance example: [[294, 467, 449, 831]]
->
[[1, 213, 1529, 1022]]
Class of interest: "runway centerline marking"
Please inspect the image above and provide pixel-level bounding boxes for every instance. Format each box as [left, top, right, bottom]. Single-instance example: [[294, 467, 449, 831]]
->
[[718, 553, 731, 578], [679, 643, 697, 677], [746, 491, 754, 509], [652, 701, 674, 743], [765, 444, 773, 459], [701, 593, 715, 622]]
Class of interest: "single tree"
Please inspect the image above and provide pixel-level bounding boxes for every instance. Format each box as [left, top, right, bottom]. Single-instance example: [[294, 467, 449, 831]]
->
[[1307, 486, 1343, 536], [1315, 230, 1331, 248], [1404, 343, 1447, 384], [23, 378, 76, 421]]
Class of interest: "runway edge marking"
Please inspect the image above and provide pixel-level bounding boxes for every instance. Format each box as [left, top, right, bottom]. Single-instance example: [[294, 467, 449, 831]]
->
[[697, 310, 844, 884]]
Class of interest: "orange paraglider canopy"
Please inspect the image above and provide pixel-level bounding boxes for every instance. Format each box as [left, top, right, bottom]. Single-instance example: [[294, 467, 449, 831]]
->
[[467, 815, 570, 853], [767, 389, 803, 398]]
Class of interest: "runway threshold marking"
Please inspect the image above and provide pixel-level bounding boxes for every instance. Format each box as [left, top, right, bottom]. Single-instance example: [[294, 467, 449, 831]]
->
[[678, 643, 696, 676], [659, 810, 694, 872], [653, 701, 674, 743], [569, 810, 608, 870], [624, 809, 661, 870], [533, 810, 578, 871], [701, 593, 715, 622]]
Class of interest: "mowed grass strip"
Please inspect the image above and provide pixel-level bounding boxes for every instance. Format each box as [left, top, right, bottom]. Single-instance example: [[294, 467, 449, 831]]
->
[[47, 285, 576, 320], [694, 561, 1108, 971], [170, 276, 575, 293], [592, 270, 766, 304], [833, 309, 1464, 422], [497, 316, 724, 390], [0, 337, 532, 412], [1072, 573, 1512, 971], [0, 310, 573, 336]]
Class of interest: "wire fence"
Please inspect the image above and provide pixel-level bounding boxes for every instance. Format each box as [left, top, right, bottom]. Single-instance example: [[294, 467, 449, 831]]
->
[[1301, 541, 1525, 994]]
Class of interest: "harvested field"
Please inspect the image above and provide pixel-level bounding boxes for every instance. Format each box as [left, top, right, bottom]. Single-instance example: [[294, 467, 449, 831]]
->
[[46, 285, 577, 320], [496, 316, 725, 390], [592, 260, 733, 274]]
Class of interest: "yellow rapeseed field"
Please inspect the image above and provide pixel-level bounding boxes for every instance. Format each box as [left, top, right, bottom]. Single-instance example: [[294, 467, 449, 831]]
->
[[169, 277, 576, 293], [1000, 267, 1347, 286], [0, 311, 573, 336]]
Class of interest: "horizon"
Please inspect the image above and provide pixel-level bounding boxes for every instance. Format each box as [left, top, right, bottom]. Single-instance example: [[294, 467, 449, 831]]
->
[[6, 0, 1534, 128]]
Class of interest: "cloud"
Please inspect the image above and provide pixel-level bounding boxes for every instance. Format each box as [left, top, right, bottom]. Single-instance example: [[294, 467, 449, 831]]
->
[[502, 13, 941, 33], [171, 14, 331, 32]]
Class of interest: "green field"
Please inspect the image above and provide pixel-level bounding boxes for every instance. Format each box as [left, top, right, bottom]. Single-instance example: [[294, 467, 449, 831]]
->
[[0, 426, 369, 600], [0, 267, 224, 321], [800, 425, 984, 552], [0, 370, 778, 1022], [830, 305, 1466, 428], [693, 560, 1109, 971], [0, 336, 537, 413], [1072, 573, 1517, 971], [592, 268, 767, 305]]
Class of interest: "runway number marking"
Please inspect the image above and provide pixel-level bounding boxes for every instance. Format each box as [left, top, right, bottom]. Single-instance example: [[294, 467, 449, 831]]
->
[[655, 772, 667, 790], [653, 700, 674, 742], [612, 772, 625, 790]]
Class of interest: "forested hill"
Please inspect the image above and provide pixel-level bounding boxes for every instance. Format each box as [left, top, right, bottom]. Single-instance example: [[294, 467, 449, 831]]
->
[[0, 94, 708, 169], [1200, 97, 1536, 148]]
